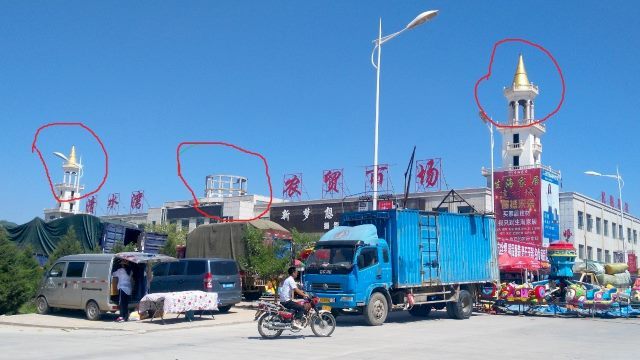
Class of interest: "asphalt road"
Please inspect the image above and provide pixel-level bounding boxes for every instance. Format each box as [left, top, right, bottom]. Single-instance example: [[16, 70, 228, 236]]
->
[[2, 310, 637, 360]]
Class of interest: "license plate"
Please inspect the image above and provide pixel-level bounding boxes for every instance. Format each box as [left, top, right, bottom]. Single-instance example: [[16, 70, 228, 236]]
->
[[223, 283, 234, 288], [321, 305, 332, 311], [319, 297, 333, 303]]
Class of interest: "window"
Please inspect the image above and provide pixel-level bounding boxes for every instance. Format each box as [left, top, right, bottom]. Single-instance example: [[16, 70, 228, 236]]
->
[[577, 211, 584, 229], [612, 222, 617, 238], [587, 246, 593, 261], [152, 263, 169, 277], [628, 228, 632, 243], [151, 221, 156, 226], [457, 206, 473, 214], [605, 250, 611, 263], [85, 262, 106, 278], [634, 230, 638, 244], [181, 219, 189, 230], [432, 207, 449, 213], [586, 214, 593, 232], [168, 261, 186, 276], [186, 260, 207, 275], [597, 248, 603, 262], [513, 155, 520, 167], [596, 217, 601, 234], [578, 245, 585, 259], [196, 218, 205, 227], [382, 248, 389, 263], [66, 261, 85, 277], [604, 220, 609, 236], [210, 261, 239, 275], [48, 262, 66, 278], [619, 225, 623, 240], [359, 247, 378, 269], [513, 133, 520, 144]]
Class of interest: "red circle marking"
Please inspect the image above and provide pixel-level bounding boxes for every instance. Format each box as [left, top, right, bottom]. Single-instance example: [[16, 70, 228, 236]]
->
[[176, 142, 273, 222], [32, 122, 109, 202], [474, 38, 565, 129]]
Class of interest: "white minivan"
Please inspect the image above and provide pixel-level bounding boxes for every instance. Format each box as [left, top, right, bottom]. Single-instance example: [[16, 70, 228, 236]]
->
[[36, 253, 174, 320]]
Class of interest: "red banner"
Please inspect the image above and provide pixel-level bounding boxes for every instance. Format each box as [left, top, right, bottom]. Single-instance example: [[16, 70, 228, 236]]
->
[[494, 168, 546, 260]]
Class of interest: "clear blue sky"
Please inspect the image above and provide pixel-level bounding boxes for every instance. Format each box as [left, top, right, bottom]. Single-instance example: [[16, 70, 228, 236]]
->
[[1, 1, 639, 223]]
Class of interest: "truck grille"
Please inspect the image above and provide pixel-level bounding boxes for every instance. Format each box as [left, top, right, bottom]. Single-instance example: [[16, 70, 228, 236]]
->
[[311, 283, 341, 292]]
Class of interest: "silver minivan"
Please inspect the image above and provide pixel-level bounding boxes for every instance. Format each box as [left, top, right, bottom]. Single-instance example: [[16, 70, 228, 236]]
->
[[36, 253, 171, 320]]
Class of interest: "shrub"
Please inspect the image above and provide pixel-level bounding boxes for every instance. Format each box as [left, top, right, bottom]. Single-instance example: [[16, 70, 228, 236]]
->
[[0, 229, 42, 315]]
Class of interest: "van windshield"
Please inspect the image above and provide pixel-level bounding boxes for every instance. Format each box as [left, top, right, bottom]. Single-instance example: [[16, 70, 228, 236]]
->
[[210, 261, 238, 275]]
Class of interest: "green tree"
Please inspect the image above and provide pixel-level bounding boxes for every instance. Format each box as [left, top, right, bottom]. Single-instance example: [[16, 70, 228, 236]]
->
[[0, 228, 42, 315], [290, 229, 320, 260], [239, 226, 291, 301], [110, 242, 137, 254], [145, 223, 186, 257], [45, 227, 83, 268]]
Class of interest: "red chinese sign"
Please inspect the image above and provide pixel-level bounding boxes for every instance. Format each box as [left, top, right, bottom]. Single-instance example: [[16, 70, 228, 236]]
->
[[365, 164, 389, 194], [415, 158, 441, 191], [283, 174, 302, 200], [494, 168, 546, 261], [85, 195, 97, 215], [130, 190, 144, 214], [107, 193, 120, 214], [322, 169, 343, 199]]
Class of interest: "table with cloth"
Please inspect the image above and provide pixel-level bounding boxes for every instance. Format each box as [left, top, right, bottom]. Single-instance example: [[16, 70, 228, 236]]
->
[[139, 291, 218, 322]]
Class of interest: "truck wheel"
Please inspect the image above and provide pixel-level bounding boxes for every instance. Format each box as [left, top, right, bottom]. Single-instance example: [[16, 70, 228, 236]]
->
[[36, 296, 50, 315], [85, 300, 101, 321], [364, 292, 388, 326], [446, 290, 473, 320], [408, 304, 432, 317]]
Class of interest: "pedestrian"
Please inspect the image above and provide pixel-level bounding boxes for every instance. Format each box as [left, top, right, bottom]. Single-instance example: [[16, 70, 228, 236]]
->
[[112, 259, 133, 322]]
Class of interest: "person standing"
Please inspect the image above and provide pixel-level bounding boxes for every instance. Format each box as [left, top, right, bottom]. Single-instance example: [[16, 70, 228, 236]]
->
[[112, 260, 133, 322]]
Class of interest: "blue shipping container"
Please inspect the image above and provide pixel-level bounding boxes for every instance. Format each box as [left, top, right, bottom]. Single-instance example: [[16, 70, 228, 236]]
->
[[341, 210, 498, 287]]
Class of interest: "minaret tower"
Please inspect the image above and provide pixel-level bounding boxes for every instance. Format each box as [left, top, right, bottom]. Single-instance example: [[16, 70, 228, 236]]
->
[[44, 146, 85, 220], [498, 54, 545, 169]]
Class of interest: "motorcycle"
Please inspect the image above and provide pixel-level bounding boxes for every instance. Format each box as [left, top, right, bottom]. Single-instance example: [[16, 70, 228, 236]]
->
[[254, 295, 336, 338]]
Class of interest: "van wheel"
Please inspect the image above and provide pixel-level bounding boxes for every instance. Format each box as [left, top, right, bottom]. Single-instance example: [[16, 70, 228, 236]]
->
[[364, 292, 388, 326], [446, 290, 473, 320], [244, 292, 262, 301], [85, 300, 101, 321], [217, 305, 231, 313], [36, 296, 50, 315]]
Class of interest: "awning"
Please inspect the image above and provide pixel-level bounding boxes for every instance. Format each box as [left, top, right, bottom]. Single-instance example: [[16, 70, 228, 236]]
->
[[115, 252, 177, 264]]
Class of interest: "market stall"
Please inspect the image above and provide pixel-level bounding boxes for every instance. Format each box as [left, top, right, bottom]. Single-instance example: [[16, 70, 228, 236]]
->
[[139, 290, 219, 323]]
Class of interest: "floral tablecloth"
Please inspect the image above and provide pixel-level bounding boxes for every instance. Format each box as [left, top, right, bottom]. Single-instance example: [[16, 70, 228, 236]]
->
[[139, 291, 218, 314]]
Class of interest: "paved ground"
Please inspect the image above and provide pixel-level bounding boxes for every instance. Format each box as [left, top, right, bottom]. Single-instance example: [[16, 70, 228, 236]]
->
[[2, 308, 638, 360]]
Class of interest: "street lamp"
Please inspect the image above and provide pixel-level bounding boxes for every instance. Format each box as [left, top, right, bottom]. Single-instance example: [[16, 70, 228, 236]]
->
[[370, 10, 438, 210], [479, 112, 495, 213], [585, 167, 626, 262]]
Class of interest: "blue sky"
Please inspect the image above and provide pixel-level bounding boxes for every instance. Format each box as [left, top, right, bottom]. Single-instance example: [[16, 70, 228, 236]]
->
[[1, 1, 639, 223]]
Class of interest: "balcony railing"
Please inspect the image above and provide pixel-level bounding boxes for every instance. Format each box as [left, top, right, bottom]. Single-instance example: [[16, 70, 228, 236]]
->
[[533, 143, 542, 152], [506, 142, 522, 151]]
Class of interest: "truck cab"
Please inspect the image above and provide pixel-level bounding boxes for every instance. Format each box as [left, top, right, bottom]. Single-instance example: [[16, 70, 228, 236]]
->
[[303, 226, 391, 313]]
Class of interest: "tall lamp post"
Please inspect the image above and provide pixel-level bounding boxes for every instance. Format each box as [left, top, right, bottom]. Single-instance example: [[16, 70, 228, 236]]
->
[[479, 112, 495, 213], [371, 10, 438, 210], [585, 167, 626, 262]]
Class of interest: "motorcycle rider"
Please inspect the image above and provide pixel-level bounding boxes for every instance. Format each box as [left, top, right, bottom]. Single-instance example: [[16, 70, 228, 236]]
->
[[278, 266, 308, 329]]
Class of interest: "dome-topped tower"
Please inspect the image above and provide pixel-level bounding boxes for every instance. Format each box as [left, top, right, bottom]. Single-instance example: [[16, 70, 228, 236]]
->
[[44, 146, 85, 221]]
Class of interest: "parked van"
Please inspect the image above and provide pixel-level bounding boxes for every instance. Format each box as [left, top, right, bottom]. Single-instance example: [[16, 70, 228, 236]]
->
[[150, 258, 242, 312], [35, 253, 167, 320]]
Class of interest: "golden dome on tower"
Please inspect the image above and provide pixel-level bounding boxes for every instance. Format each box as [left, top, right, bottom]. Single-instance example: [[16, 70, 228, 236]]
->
[[66, 146, 78, 167], [512, 54, 530, 88]]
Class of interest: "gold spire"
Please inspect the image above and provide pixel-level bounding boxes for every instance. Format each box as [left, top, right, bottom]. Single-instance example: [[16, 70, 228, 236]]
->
[[67, 146, 78, 166], [512, 54, 530, 88]]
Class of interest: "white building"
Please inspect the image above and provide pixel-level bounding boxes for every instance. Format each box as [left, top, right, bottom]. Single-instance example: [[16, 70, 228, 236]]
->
[[560, 192, 639, 264], [44, 146, 85, 221]]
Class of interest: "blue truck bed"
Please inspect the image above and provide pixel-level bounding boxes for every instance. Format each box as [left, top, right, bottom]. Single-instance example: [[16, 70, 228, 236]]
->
[[340, 209, 498, 287]]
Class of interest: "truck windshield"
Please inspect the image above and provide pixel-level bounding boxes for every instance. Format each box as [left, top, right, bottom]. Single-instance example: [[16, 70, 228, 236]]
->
[[306, 246, 355, 269]]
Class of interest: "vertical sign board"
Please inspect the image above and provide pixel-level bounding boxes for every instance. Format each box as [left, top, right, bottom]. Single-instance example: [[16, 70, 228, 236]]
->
[[494, 168, 546, 261], [541, 169, 561, 246]]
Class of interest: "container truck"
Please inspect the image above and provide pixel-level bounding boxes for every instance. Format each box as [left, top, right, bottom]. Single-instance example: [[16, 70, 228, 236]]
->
[[303, 209, 498, 325]]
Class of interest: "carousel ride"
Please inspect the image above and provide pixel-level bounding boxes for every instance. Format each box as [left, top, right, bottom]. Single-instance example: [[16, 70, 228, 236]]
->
[[485, 242, 640, 318]]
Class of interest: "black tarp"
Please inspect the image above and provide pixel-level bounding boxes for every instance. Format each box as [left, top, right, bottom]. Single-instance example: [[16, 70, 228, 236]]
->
[[7, 214, 104, 256]]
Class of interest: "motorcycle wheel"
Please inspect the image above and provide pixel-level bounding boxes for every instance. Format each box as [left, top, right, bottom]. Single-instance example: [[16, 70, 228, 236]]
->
[[310, 312, 336, 337], [257, 313, 284, 339]]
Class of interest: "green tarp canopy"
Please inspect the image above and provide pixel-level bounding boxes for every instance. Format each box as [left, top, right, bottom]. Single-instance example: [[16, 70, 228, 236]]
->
[[6, 214, 103, 256]]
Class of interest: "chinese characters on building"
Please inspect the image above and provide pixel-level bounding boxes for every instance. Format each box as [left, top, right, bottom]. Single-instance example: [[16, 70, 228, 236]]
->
[[283, 174, 302, 200], [322, 169, 343, 199], [107, 193, 120, 215], [130, 190, 144, 214], [415, 158, 441, 191], [85, 195, 97, 215]]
